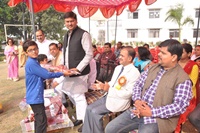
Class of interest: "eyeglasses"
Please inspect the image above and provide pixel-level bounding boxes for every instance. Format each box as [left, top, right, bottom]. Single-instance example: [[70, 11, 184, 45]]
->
[[27, 48, 38, 53]]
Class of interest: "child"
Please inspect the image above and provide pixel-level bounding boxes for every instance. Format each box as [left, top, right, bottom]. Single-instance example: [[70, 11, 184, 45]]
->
[[38, 54, 53, 89], [37, 54, 60, 71], [23, 40, 70, 133], [38, 54, 67, 104]]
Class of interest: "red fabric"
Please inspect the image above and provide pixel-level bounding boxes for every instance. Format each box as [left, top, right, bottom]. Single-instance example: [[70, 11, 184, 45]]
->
[[100, 7, 116, 18], [54, 4, 75, 13], [8, 0, 157, 18], [93, 51, 100, 58], [175, 60, 198, 133], [145, 0, 157, 5], [183, 60, 197, 75], [150, 47, 159, 63], [175, 98, 196, 133], [78, 6, 98, 18], [128, 0, 142, 12]]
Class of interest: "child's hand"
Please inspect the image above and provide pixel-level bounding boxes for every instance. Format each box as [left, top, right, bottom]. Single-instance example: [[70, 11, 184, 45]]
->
[[58, 65, 67, 70]]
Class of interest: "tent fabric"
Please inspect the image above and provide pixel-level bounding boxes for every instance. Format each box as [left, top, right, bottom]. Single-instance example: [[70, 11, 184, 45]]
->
[[8, 0, 156, 18]]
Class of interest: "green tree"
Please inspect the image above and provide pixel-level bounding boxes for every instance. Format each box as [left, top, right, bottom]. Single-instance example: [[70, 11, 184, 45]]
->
[[165, 4, 194, 41], [1, 1, 66, 42], [35, 7, 66, 42], [0, 0, 33, 41]]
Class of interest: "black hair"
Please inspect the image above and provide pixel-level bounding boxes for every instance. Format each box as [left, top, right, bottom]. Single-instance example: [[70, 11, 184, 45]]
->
[[122, 46, 136, 61], [143, 43, 149, 49], [23, 40, 38, 52], [36, 29, 45, 35], [7, 38, 14, 45], [138, 46, 150, 61], [104, 42, 111, 48], [63, 11, 77, 20], [182, 43, 192, 54], [49, 43, 59, 48], [117, 41, 123, 46], [37, 54, 47, 63], [159, 39, 182, 61], [92, 45, 97, 49]]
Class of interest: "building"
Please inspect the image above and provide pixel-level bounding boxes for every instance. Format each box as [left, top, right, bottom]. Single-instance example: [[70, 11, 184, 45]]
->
[[77, 0, 200, 46]]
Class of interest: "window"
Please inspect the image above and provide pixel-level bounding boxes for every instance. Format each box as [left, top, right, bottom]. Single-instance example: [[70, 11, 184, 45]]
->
[[169, 29, 179, 38], [149, 29, 160, 38], [149, 9, 160, 18], [128, 11, 138, 19], [127, 29, 138, 38], [193, 29, 200, 38], [195, 9, 200, 18]]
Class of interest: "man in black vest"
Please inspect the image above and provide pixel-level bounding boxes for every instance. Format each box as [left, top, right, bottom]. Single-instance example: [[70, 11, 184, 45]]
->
[[62, 11, 93, 127]]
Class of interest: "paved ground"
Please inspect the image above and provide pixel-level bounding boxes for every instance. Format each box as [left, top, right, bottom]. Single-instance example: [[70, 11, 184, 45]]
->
[[0, 61, 198, 133]]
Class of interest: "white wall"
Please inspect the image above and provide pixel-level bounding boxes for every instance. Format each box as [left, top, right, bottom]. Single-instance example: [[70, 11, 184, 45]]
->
[[76, 0, 200, 45]]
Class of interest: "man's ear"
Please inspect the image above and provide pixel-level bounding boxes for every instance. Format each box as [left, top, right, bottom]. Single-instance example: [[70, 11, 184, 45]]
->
[[172, 54, 178, 62], [128, 56, 133, 62]]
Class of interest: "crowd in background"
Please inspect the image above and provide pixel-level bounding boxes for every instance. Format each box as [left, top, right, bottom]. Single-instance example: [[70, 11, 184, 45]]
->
[[1, 11, 200, 133]]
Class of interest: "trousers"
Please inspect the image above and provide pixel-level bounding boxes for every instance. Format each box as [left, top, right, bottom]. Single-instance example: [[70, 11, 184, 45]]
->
[[82, 96, 110, 133]]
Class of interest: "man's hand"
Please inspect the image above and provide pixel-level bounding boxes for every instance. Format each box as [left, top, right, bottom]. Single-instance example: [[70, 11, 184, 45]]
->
[[134, 100, 152, 117], [69, 68, 81, 75], [91, 80, 104, 90], [63, 70, 72, 76], [103, 81, 110, 91], [132, 108, 140, 118]]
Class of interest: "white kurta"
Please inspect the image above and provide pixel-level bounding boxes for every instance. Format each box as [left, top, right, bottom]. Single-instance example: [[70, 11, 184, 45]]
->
[[61, 31, 93, 120]]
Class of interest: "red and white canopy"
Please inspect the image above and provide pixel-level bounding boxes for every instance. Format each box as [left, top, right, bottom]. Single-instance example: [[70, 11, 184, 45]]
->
[[8, 0, 156, 18]]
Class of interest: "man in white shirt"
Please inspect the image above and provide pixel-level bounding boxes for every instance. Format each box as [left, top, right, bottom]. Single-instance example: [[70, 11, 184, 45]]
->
[[82, 46, 140, 133], [36, 29, 57, 60]]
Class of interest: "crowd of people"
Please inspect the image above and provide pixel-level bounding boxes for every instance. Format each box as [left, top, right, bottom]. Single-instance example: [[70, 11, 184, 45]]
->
[[1, 11, 200, 133]]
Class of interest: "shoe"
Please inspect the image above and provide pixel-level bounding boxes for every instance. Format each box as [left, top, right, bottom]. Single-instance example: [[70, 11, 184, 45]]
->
[[73, 120, 82, 126], [78, 125, 83, 132], [7, 77, 12, 80], [13, 78, 19, 82]]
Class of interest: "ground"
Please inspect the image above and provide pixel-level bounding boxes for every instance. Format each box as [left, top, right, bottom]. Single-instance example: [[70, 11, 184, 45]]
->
[[0, 61, 198, 133], [0, 62, 79, 133]]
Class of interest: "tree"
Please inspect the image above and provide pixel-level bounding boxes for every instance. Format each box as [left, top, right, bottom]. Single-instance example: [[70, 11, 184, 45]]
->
[[1, 1, 66, 43], [165, 4, 194, 41], [35, 7, 65, 42], [0, 0, 33, 41]]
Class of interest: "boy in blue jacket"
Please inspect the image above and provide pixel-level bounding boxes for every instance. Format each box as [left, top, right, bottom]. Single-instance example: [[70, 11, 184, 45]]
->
[[23, 40, 70, 133]]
